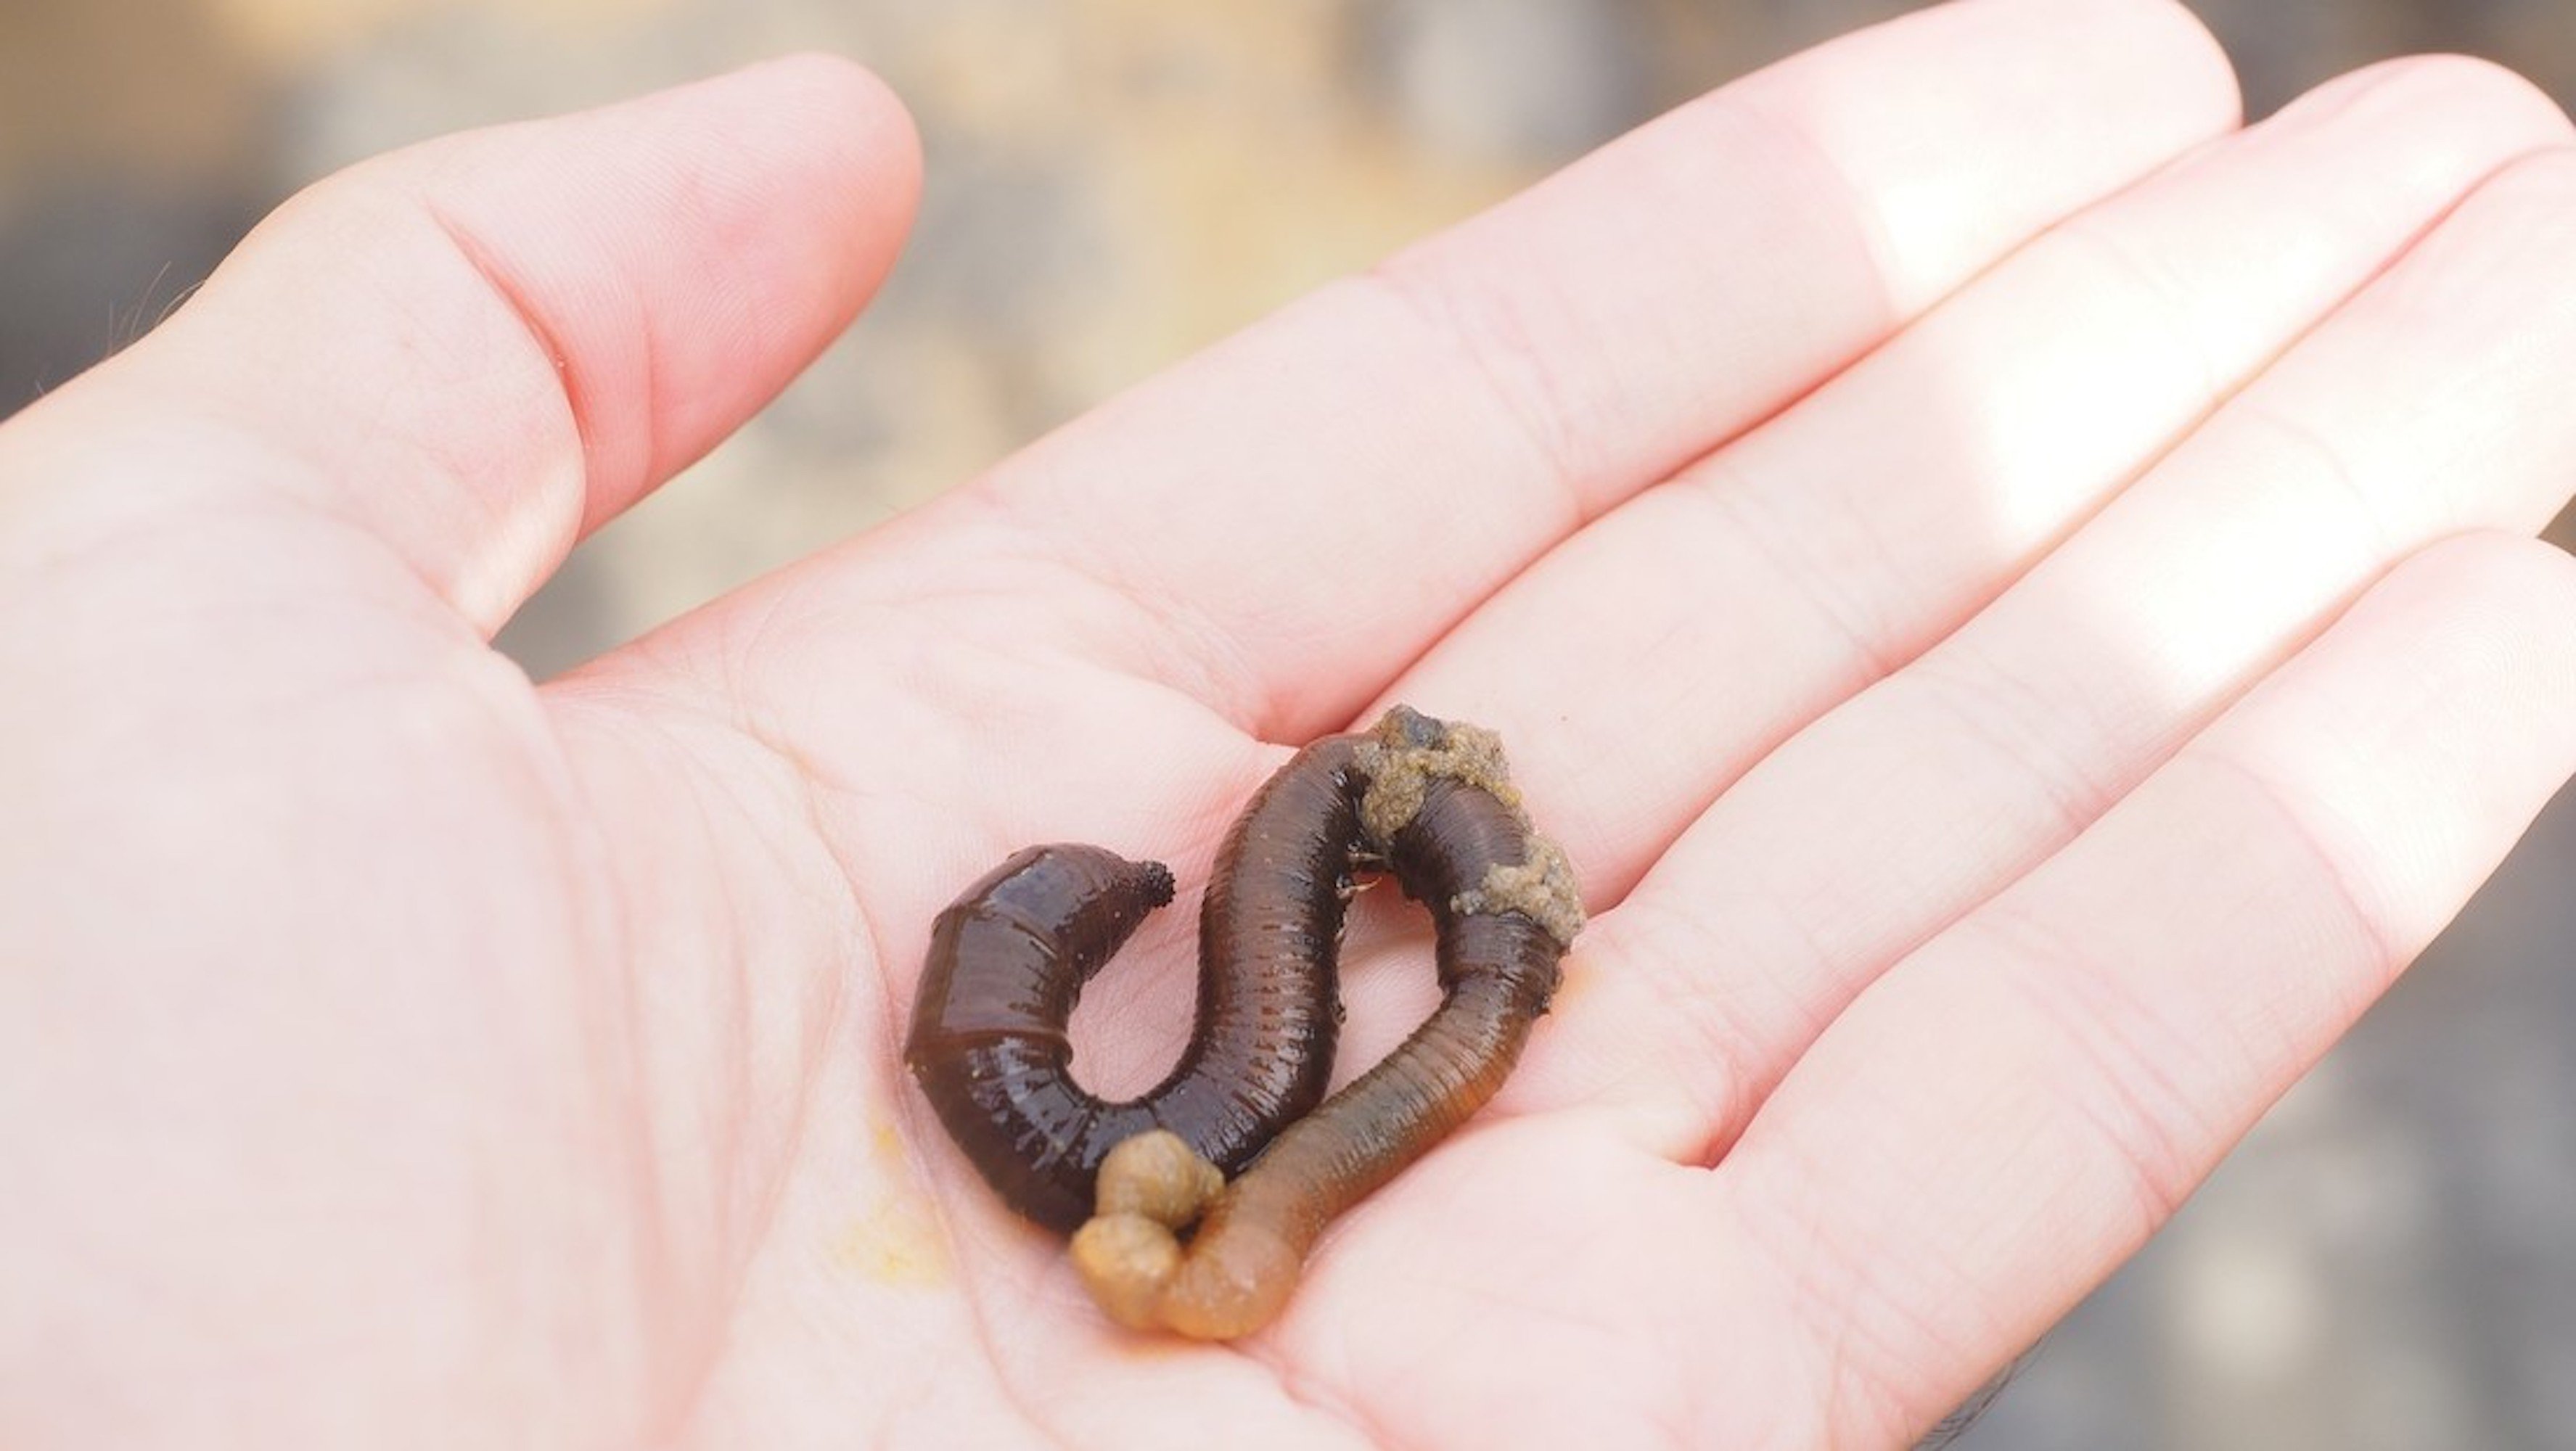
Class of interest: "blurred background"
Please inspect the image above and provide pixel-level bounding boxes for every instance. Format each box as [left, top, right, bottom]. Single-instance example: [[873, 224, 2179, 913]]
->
[[4, 1, 2570, 1445]]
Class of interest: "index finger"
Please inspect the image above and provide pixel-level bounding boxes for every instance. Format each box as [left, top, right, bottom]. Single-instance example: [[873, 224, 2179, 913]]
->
[[808, 0, 2239, 743]]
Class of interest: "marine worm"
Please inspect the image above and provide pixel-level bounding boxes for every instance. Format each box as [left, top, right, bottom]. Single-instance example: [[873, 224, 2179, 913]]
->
[[908, 706, 1583, 1339], [904, 734, 1371, 1232]]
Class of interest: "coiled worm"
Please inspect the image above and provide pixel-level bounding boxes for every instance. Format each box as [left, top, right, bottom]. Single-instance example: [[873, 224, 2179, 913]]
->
[[905, 706, 1583, 1337]]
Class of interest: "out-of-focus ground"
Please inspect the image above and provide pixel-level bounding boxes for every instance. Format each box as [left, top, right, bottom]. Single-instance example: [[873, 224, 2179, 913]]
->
[[4, 3, 2571, 1446]]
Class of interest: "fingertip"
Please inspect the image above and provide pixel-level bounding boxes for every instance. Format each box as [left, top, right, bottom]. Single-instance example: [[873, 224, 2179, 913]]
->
[[2382, 530, 2576, 683], [580, 50, 924, 357], [1936, 0, 2243, 128], [2240, 530, 2576, 894], [2244, 54, 2574, 223], [721, 52, 927, 278], [2321, 52, 2575, 141], [2406, 525, 2576, 585], [2083, 0, 2244, 128], [1741, 0, 2244, 311]]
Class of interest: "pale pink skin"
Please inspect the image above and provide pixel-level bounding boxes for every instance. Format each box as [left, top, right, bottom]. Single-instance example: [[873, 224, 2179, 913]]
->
[[8, 4, 2576, 1447]]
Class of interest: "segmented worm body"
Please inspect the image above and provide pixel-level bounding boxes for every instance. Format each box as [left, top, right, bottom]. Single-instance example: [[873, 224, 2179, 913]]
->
[[906, 707, 1583, 1337], [906, 736, 1369, 1231]]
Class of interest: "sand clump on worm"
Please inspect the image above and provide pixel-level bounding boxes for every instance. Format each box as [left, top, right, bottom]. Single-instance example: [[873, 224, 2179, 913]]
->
[[906, 705, 1583, 1339]]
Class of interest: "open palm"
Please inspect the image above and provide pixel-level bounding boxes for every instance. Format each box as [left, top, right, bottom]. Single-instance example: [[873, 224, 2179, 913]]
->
[[11, 2, 2576, 1447]]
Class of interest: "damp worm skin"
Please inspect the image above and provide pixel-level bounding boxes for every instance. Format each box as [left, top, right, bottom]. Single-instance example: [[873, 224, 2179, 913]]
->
[[903, 737, 1371, 1233], [908, 705, 1581, 1337], [902, 844, 1177, 1232], [1072, 753, 1576, 1339]]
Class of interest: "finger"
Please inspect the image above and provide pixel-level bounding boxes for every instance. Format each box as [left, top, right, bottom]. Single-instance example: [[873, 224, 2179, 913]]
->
[[1385, 55, 2571, 903], [0, 55, 920, 634], [1691, 531, 2576, 1443], [784, 0, 2237, 743], [1526, 141, 2576, 1140]]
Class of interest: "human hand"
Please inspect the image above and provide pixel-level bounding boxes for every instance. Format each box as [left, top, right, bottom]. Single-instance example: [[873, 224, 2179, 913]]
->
[[9, 1, 2576, 1445]]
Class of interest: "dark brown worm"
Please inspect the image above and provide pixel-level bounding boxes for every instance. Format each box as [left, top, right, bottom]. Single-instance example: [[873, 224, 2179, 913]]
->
[[904, 736, 1371, 1232], [909, 706, 1583, 1338]]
